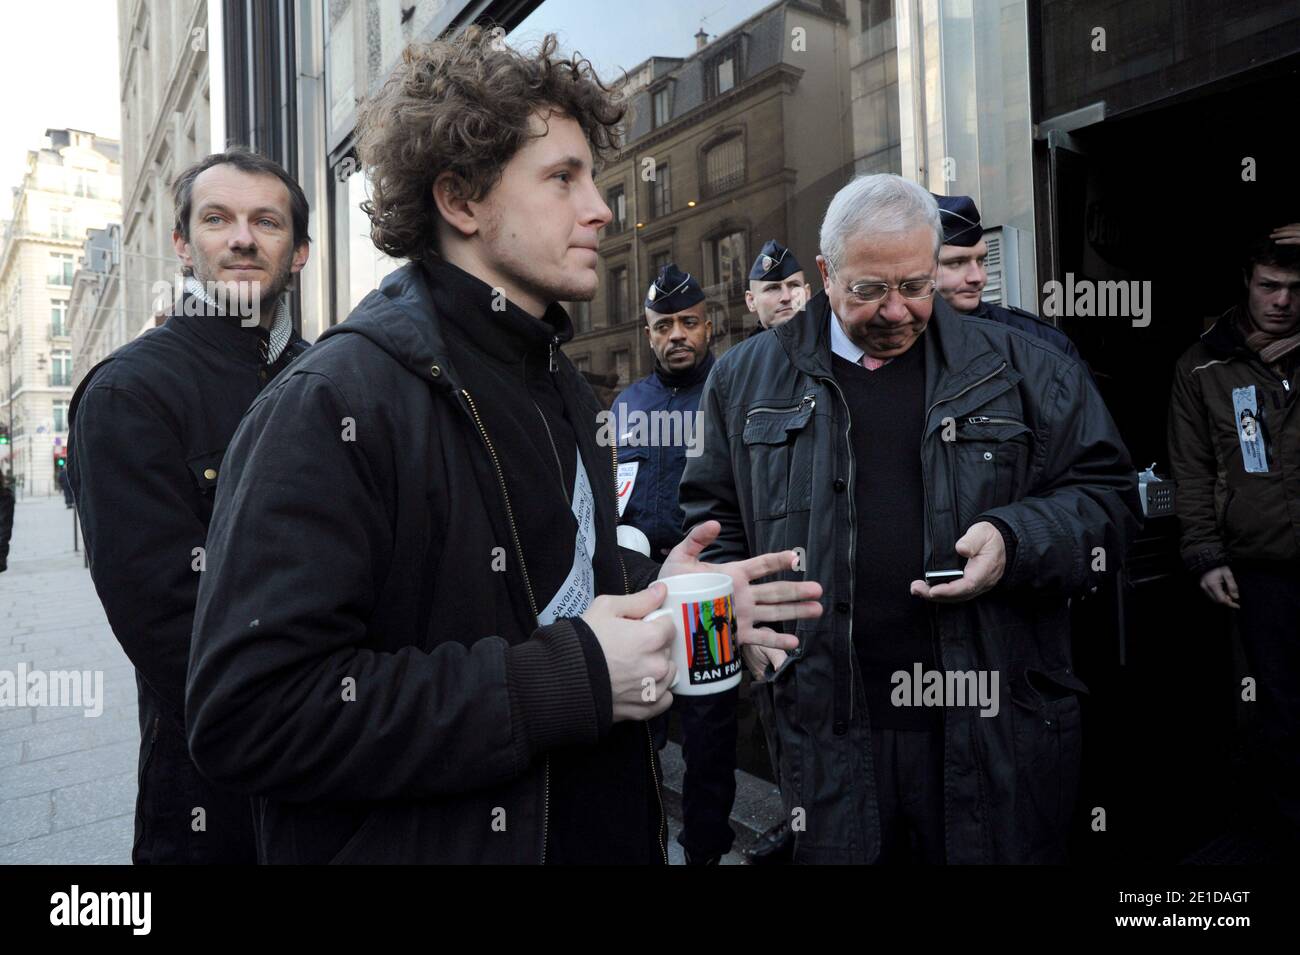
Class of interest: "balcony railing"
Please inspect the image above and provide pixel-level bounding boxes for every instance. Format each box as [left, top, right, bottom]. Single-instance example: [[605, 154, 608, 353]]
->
[[49, 373, 72, 388]]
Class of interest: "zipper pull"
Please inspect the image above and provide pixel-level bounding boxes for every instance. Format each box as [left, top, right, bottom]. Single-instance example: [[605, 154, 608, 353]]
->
[[549, 336, 558, 373]]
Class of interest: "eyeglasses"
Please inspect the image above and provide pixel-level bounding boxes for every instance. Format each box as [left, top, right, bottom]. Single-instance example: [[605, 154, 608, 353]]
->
[[825, 258, 935, 303]]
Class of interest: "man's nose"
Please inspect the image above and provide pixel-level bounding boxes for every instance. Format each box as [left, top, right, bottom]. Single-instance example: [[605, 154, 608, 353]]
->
[[878, 288, 911, 322], [228, 219, 256, 249], [584, 178, 612, 230]]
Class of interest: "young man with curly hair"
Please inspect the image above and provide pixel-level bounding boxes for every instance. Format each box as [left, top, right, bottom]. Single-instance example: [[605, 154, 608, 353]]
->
[[186, 27, 820, 864]]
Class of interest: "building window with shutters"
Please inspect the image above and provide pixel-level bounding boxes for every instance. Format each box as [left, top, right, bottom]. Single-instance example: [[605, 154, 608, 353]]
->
[[608, 266, 629, 325], [650, 248, 671, 277], [702, 134, 745, 198], [571, 299, 591, 332], [611, 349, 630, 386], [707, 44, 741, 99], [53, 400, 68, 433], [650, 162, 671, 218], [606, 185, 627, 234], [652, 84, 671, 128]]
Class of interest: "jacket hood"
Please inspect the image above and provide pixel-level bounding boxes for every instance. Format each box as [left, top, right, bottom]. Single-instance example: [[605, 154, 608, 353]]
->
[[316, 261, 464, 394], [318, 261, 582, 394]]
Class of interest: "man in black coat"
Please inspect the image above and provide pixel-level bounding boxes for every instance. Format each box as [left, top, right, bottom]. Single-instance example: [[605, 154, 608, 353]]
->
[[185, 28, 820, 864], [67, 148, 311, 863]]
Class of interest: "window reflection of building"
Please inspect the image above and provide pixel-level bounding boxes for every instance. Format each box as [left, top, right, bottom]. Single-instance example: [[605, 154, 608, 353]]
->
[[553, 0, 881, 391]]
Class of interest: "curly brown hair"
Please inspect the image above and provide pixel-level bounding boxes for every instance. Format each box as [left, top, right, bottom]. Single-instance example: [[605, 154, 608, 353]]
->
[[355, 26, 626, 263]]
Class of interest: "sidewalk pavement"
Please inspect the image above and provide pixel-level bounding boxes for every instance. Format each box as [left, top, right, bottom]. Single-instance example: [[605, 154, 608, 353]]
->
[[0, 496, 138, 863]]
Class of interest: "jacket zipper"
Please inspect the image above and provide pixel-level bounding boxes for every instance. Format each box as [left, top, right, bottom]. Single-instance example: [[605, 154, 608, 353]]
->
[[460, 388, 550, 863], [613, 440, 669, 864], [965, 415, 1023, 427], [920, 362, 1009, 666], [819, 378, 855, 725], [745, 395, 817, 418], [523, 351, 570, 505]]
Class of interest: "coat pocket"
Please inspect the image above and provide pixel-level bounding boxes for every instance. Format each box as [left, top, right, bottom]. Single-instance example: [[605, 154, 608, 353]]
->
[[741, 397, 816, 520], [1010, 665, 1086, 861], [952, 417, 1032, 528], [184, 448, 227, 523]]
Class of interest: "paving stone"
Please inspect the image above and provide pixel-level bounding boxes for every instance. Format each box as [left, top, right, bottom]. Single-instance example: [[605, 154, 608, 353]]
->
[[0, 791, 52, 846], [52, 770, 138, 832]]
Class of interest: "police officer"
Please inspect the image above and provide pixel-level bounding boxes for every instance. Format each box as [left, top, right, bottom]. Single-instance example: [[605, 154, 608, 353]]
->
[[612, 264, 735, 864], [931, 193, 1082, 361], [745, 239, 812, 332]]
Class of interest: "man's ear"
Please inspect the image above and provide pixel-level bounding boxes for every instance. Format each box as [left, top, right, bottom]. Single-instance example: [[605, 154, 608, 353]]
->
[[432, 171, 479, 239], [172, 229, 193, 273], [290, 240, 310, 275], [815, 254, 830, 286], [744, 289, 756, 313]]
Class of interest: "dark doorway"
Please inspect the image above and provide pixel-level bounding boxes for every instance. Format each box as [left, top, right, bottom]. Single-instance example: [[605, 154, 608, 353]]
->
[[1041, 56, 1300, 863]]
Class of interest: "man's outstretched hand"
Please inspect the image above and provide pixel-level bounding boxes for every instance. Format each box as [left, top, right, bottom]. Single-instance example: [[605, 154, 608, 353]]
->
[[659, 520, 821, 652]]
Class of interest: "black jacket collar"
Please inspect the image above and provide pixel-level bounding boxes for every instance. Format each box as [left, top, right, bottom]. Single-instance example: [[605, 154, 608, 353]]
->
[[652, 350, 715, 389], [421, 256, 574, 364], [167, 293, 287, 364], [774, 289, 1009, 409]]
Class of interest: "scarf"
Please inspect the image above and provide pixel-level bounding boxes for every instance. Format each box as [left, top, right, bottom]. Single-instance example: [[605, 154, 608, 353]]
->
[[1236, 304, 1300, 374]]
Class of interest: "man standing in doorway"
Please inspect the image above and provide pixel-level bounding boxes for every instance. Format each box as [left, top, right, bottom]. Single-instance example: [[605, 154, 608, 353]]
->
[[1168, 233, 1300, 846]]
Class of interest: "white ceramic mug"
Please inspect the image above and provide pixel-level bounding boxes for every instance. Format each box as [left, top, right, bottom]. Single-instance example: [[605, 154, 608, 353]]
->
[[645, 572, 742, 696]]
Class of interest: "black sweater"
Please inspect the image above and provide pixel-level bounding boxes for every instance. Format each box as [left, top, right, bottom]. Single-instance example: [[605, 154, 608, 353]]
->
[[832, 348, 939, 730]]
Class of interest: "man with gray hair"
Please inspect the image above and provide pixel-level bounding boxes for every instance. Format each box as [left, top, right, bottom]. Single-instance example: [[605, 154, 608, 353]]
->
[[681, 173, 1142, 863]]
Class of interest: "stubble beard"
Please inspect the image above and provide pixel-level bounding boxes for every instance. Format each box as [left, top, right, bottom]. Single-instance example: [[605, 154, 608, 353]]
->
[[188, 243, 294, 326]]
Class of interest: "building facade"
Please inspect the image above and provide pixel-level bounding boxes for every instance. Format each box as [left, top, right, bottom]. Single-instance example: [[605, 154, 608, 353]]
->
[[0, 129, 121, 495], [68, 225, 124, 389], [116, 0, 215, 355]]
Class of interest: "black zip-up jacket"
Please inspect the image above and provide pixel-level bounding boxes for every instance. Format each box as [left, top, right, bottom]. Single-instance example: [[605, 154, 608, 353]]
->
[[67, 298, 308, 863], [187, 261, 668, 864], [680, 291, 1142, 863]]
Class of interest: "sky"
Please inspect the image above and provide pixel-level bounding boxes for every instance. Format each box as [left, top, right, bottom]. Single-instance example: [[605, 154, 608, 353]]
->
[[0, 0, 121, 213], [511, 0, 774, 83]]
